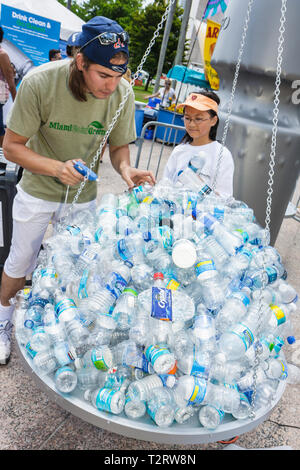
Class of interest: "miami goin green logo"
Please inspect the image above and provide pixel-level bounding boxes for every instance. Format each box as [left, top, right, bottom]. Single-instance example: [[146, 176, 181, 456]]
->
[[49, 120, 106, 135]]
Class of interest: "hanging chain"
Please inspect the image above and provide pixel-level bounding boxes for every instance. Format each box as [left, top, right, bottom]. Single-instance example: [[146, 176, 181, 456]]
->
[[249, 0, 287, 420], [212, 0, 254, 191], [58, 0, 177, 228]]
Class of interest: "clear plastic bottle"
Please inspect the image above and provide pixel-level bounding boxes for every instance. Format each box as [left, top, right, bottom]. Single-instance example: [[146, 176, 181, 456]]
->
[[124, 394, 146, 419], [194, 252, 225, 310], [111, 287, 138, 330], [29, 326, 51, 352], [32, 349, 58, 376], [127, 374, 176, 402], [76, 366, 105, 391], [191, 313, 216, 352], [83, 346, 113, 371], [85, 387, 125, 414], [144, 343, 176, 374], [144, 238, 172, 271], [199, 405, 225, 430], [146, 387, 175, 427], [54, 290, 79, 323], [115, 232, 146, 265], [130, 263, 154, 291], [53, 341, 76, 367], [198, 212, 244, 255], [203, 234, 230, 271], [54, 366, 78, 393], [215, 290, 250, 333]]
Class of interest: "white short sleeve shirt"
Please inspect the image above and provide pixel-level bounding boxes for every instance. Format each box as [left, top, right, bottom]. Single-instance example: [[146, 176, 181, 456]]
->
[[163, 141, 234, 198]]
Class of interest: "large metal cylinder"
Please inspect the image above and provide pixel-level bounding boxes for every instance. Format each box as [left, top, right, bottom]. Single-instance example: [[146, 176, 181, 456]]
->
[[211, 0, 300, 244]]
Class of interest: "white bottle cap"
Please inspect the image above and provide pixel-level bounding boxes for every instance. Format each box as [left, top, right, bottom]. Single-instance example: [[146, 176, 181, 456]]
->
[[172, 239, 197, 269]]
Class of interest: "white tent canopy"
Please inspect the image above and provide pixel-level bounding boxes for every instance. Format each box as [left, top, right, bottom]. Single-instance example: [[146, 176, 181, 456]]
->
[[0, 0, 85, 41]]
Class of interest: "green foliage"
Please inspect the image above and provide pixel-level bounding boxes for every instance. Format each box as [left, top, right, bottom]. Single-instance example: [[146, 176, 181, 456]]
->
[[58, 0, 188, 79]]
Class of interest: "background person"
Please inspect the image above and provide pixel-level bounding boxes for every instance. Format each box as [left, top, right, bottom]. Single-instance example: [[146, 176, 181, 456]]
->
[[0, 16, 155, 365], [0, 26, 17, 147], [49, 49, 62, 61], [146, 78, 176, 108], [163, 90, 234, 198]]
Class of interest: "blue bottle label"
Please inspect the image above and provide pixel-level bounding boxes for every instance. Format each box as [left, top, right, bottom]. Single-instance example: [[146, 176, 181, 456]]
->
[[239, 247, 253, 260], [106, 272, 128, 300], [66, 225, 81, 236], [266, 267, 278, 283], [41, 268, 57, 279], [25, 342, 37, 359], [91, 349, 110, 371], [235, 229, 249, 243], [151, 287, 172, 321], [188, 377, 207, 405], [78, 269, 89, 299], [55, 366, 73, 380], [231, 291, 250, 307], [55, 299, 77, 319], [213, 208, 225, 220], [231, 323, 254, 351], [95, 388, 116, 412], [145, 345, 170, 365], [195, 259, 216, 277]]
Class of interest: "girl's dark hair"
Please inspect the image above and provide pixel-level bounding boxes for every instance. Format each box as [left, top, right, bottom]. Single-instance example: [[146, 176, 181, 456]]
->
[[181, 89, 220, 143], [0, 27, 4, 43]]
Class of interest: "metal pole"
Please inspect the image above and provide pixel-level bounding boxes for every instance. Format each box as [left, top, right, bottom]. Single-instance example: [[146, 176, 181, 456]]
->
[[67, 0, 72, 10], [154, 0, 178, 93], [174, 0, 193, 66]]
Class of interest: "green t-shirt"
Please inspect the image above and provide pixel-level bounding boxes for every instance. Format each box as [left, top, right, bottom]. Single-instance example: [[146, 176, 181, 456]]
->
[[7, 59, 137, 203]]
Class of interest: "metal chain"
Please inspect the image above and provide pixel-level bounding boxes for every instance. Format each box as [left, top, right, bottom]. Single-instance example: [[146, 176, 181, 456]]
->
[[249, 0, 287, 419], [58, 0, 177, 228], [212, 0, 254, 191]]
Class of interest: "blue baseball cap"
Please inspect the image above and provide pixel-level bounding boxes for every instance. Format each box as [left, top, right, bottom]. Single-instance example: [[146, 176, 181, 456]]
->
[[74, 16, 129, 74]]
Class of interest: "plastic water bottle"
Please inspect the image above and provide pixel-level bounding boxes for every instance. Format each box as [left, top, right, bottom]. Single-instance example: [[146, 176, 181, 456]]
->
[[191, 313, 216, 352], [84, 263, 131, 314], [112, 287, 138, 330], [29, 326, 51, 352], [199, 405, 225, 430], [198, 212, 244, 255], [203, 234, 230, 271], [32, 349, 58, 376], [54, 366, 78, 393], [194, 252, 225, 310], [76, 366, 104, 391], [177, 167, 212, 199], [144, 343, 176, 374], [115, 232, 146, 265], [53, 340, 76, 367], [286, 363, 300, 384], [127, 374, 176, 401], [210, 354, 244, 384], [177, 349, 211, 378], [85, 387, 125, 414], [130, 263, 154, 291], [54, 290, 79, 323], [216, 290, 250, 333], [64, 317, 90, 347], [124, 394, 146, 419], [23, 303, 44, 330], [224, 246, 253, 278], [275, 279, 298, 304], [144, 238, 172, 271], [83, 346, 113, 371], [146, 387, 175, 427]]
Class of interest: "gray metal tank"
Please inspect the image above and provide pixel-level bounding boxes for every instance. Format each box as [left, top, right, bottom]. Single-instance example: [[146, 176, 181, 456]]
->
[[211, 0, 300, 244]]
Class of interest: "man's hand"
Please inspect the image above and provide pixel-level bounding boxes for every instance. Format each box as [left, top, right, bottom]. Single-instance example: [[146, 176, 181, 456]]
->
[[55, 159, 86, 186], [120, 166, 156, 190]]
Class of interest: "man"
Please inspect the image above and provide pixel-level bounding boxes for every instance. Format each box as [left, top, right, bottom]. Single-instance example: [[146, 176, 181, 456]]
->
[[0, 16, 155, 364], [146, 78, 176, 108], [49, 49, 62, 61]]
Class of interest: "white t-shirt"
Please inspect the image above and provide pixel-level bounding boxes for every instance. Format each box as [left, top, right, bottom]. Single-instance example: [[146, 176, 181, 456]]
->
[[163, 141, 234, 198], [159, 87, 176, 108]]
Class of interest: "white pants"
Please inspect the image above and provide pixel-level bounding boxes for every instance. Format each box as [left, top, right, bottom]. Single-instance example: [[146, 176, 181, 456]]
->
[[4, 186, 96, 279]]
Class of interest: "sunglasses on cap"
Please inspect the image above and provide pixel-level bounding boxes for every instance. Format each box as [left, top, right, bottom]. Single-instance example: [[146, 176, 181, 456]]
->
[[80, 31, 130, 51]]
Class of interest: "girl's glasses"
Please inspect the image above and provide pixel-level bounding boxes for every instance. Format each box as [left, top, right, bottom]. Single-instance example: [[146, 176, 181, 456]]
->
[[182, 116, 211, 125], [80, 31, 130, 51]]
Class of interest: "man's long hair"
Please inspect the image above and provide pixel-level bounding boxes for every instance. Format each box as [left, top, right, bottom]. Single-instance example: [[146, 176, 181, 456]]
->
[[68, 51, 128, 102]]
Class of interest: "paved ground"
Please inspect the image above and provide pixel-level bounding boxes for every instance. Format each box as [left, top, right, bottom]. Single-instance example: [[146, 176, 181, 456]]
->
[[1, 140, 299, 451]]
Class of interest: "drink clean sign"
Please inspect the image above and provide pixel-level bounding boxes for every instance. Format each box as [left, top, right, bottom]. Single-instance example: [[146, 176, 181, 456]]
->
[[0, 4, 61, 66]]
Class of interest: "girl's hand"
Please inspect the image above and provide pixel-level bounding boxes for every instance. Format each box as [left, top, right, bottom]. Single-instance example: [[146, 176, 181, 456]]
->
[[120, 167, 156, 189]]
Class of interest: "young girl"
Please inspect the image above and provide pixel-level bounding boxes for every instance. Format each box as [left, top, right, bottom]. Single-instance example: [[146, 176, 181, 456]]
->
[[163, 90, 234, 198]]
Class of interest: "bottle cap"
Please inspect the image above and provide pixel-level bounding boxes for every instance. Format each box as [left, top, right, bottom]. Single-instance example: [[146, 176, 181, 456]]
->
[[154, 272, 164, 280], [172, 239, 197, 269], [287, 336, 296, 345]]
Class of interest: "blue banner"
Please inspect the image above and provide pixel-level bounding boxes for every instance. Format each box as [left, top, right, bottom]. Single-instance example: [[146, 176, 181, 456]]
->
[[203, 0, 229, 19], [0, 4, 61, 66]]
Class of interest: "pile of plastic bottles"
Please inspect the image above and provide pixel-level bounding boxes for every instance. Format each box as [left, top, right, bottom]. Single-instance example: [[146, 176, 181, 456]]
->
[[14, 155, 299, 431]]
